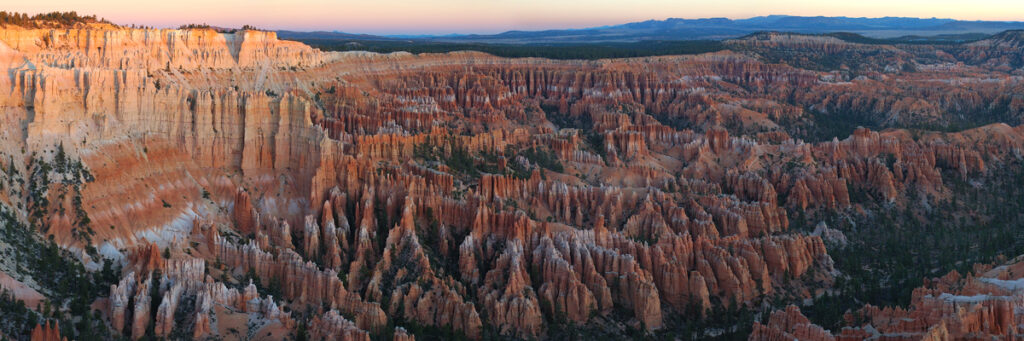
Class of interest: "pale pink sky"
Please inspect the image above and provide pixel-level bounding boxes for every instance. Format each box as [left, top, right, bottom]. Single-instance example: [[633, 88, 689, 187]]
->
[[7, 0, 1024, 35]]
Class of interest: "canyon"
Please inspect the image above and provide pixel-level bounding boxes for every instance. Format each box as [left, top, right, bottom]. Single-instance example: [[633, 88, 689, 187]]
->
[[0, 17, 1023, 340]]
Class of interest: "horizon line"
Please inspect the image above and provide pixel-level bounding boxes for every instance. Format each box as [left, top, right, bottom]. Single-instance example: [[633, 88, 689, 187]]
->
[[275, 14, 1024, 37], [7, 10, 1024, 36]]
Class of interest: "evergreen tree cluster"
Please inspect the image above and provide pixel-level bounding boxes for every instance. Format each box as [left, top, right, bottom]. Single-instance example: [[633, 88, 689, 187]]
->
[[413, 136, 564, 181], [177, 23, 213, 30], [299, 38, 724, 60], [0, 11, 113, 28], [797, 162, 1024, 331], [0, 206, 119, 340]]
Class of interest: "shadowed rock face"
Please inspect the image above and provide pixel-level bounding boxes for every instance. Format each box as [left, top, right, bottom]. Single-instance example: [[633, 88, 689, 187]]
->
[[751, 256, 1024, 341], [2, 22, 1024, 340]]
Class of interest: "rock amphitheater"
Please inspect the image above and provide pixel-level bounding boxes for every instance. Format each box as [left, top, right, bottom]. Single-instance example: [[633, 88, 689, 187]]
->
[[1, 22, 1024, 340]]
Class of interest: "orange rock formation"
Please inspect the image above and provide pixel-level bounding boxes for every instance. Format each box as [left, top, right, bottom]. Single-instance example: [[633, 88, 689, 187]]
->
[[1, 22, 1023, 340]]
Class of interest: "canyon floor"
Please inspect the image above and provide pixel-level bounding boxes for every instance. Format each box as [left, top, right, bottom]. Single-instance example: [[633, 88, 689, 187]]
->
[[2, 18, 1024, 340]]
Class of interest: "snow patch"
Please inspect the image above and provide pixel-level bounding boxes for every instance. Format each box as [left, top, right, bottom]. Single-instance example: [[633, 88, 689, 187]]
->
[[979, 277, 1024, 291], [936, 293, 990, 303], [130, 204, 198, 247]]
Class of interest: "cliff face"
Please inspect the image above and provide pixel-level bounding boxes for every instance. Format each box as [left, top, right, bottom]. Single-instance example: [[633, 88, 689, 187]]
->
[[2, 23, 1024, 340], [0, 27, 324, 70]]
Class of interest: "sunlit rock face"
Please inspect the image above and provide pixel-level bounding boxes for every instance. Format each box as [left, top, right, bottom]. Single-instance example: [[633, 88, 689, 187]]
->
[[2, 21, 1024, 340]]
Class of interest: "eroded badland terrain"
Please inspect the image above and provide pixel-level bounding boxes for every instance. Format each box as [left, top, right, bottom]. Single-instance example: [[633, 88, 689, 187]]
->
[[2, 13, 1024, 340]]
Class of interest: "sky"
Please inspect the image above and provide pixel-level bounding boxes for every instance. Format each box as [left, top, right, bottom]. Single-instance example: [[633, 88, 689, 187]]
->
[[6, 0, 1024, 35]]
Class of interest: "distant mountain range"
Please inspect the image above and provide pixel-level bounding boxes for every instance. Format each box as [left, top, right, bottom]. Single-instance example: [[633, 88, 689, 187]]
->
[[278, 15, 1024, 44]]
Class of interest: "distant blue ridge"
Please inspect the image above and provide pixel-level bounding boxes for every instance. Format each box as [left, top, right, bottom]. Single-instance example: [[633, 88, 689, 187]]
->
[[278, 15, 1024, 44]]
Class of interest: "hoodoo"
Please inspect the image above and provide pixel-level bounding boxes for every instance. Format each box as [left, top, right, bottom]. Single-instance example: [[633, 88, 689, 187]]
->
[[1, 9, 1024, 341]]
